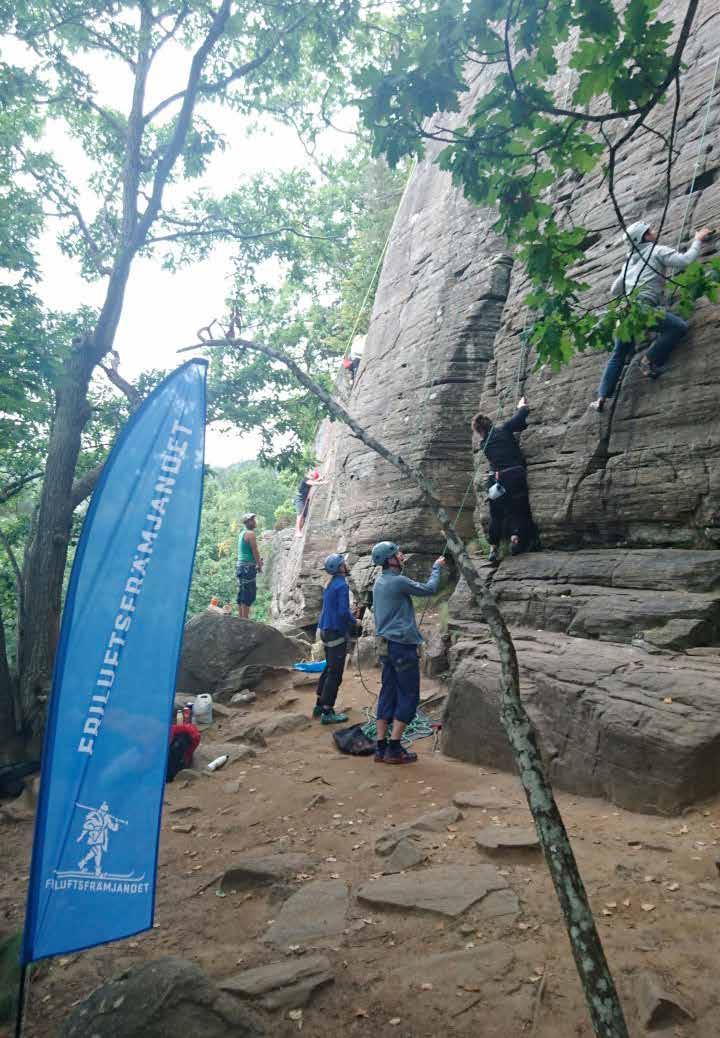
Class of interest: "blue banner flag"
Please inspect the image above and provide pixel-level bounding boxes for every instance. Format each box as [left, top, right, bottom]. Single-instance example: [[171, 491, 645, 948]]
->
[[21, 358, 207, 963]]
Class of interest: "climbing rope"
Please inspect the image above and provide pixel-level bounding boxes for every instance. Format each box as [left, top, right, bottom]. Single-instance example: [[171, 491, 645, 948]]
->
[[674, 50, 720, 250], [341, 158, 417, 359], [360, 704, 437, 747]]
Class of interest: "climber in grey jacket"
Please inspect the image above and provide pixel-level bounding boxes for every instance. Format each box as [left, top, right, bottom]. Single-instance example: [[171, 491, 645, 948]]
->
[[591, 221, 712, 411]]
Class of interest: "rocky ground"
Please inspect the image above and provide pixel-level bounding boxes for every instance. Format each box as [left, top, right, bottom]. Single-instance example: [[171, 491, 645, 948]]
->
[[3, 661, 720, 1038]]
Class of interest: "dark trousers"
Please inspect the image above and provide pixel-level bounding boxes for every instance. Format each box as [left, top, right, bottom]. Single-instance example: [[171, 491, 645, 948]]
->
[[487, 468, 537, 550], [316, 631, 347, 710], [598, 310, 688, 398], [377, 641, 420, 725]]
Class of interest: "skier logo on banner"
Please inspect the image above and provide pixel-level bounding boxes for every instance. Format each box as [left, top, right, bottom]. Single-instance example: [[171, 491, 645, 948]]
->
[[50, 802, 145, 886], [76, 802, 125, 877]]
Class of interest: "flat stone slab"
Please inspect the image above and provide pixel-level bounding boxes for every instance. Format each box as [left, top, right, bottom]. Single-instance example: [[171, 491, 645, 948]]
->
[[219, 853, 314, 893], [452, 791, 515, 810], [356, 865, 508, 918], [375, 808, 462, 857], [264, 880, 349, 946], [193, 742, 256, 768], [392, 943, 514, 990], [229, 713, 310, 743], [382, 836, 429, 874], [220, 955, 333, 1010], [475, 827, 539, 853]]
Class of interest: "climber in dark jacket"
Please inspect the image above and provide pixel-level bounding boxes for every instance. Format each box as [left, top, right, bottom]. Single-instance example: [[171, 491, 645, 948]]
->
[[471, 396, 539, 564]]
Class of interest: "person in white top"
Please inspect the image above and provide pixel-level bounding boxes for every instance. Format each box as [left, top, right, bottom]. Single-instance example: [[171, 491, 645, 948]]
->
[[591, 222, 712, 411]]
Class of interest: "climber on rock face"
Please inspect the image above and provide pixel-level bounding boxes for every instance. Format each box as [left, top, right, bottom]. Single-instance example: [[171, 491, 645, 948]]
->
[[370, 542, 446, 765], [471, 396, 539, 565], [591, 221, 713, 411], [314, 553, 363, 725]]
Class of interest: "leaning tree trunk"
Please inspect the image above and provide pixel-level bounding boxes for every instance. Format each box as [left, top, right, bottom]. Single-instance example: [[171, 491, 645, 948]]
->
[[185, 334, 630, 1038]]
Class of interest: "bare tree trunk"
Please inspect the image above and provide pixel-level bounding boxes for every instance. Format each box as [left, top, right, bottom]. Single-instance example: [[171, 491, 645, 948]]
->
[[18, 346, 96, 746], [15, 2, 235, 744], [0, 607, 23, 762], [185, 334, 629, 1038]]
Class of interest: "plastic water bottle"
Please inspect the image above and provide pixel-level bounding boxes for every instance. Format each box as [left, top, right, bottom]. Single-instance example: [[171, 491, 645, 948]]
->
[[175, 709, 183, 726], [206, 754, 228, 772]]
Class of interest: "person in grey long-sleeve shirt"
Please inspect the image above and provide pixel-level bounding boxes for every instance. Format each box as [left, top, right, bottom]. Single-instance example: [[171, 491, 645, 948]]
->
[[591, 221, 711, 411], [370, 542, 446, 765]]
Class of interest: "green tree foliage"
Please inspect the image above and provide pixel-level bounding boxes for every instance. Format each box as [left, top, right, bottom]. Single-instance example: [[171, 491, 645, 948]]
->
[[187, 462, 295, 619], [356, 0, 719, 368], [0, 0, 401, 737], [207, 150, 409, 468]]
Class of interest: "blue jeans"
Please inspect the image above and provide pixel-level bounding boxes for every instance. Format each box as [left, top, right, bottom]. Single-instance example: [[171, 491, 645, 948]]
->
[[377, 641, 420, 724], [598, 310, 688, 399]]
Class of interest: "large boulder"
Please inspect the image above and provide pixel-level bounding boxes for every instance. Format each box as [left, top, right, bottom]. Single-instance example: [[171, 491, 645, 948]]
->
[[176, 613, 301, 697], [442, 625, 720, 815], [57, 958, 263, 1037]]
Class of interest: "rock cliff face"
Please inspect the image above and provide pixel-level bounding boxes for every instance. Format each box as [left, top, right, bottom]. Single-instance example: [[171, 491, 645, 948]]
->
[[273, 4, 720, 812]]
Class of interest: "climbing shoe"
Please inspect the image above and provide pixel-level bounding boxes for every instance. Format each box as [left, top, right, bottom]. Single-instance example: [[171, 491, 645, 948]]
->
[[374, 741, 387, 763], [320, 710, 348, 725], [487, 546, 499, 564], [384, 745, 418, 765], [312, 704, 323, 719]]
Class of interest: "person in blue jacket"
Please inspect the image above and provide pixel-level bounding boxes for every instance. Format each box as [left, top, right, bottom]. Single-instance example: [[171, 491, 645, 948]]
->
[[314, 553, 363, 725], [371, 542, 446, 764]]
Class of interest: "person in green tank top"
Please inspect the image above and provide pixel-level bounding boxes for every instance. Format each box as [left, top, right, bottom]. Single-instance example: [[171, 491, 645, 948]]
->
[[236, 513, 263, 619]]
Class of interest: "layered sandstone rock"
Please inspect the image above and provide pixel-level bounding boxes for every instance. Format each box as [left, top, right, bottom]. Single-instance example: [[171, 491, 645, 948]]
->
[[272, 4, 720, 811], [442, 625, 720, 815]]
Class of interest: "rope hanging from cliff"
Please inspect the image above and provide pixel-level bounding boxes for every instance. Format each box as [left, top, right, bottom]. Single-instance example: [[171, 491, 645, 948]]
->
[[341, 158, 418, 359], [675, 49, 720, 251]]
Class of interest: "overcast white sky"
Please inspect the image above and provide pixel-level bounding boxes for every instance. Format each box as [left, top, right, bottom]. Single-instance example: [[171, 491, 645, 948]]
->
[[17, 29, 355, 467]]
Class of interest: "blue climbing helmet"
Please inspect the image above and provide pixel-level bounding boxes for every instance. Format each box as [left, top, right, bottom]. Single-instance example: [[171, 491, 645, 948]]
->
[[323, 553, 346, 575], [371, 541, 400, 566]]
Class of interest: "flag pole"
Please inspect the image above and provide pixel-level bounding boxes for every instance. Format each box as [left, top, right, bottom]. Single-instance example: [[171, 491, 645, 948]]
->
[[14, 963, 28, 1038]]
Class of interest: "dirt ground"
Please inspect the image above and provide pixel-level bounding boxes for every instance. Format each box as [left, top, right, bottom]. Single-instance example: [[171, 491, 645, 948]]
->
[[2, 661, 720, 1038]]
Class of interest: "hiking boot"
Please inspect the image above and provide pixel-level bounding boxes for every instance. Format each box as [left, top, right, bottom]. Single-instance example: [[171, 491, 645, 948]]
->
[[487, 546, 499, 564], [374, 741, 387, 763], [320, 710, 348, 725], [384, 745, 418, 765], [312, 704, 323, 719]]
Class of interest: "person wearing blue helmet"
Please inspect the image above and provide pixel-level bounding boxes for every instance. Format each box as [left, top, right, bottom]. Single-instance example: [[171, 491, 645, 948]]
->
[[314, 553, 363, 724], [371, 542, 446, 764]]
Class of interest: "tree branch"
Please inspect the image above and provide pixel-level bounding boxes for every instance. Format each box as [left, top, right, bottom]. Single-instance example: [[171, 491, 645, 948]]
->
[[70, 463, 105, 509], [99, 357, 142, 407], [142, 14, 305, 126], [0, 472, 44, 505], [180, 330, 631, 1036]]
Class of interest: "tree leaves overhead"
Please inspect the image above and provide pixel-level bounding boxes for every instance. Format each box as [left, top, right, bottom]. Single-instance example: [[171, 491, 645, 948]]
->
[[355, 0, 702, 369]]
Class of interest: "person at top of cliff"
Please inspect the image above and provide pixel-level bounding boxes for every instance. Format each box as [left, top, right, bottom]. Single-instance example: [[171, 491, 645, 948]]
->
[[295, 466, 324, 535], [313, 553, 363, 725], [471, 396, 539, 565], [591, 222, 713, 412], [371, 542, 446, 765], [236, 512, 263, 619]]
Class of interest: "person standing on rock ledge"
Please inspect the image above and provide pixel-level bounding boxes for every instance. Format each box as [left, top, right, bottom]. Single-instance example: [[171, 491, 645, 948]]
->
[[314, 553, 363, 725], [471, 396, 539, 565], [591, 222, 713, 411], [236, 512, 263, 619], [371, 542, 446, 765]]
